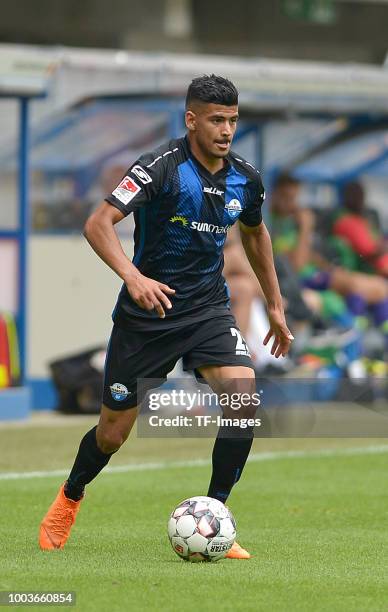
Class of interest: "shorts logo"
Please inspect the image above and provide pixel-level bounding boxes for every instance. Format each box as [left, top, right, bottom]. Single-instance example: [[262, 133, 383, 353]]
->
[[170, 215, 189, 226], [112, 176, 141, 205], [225, 199, 242, 219], [110, 383, 129, 402], [131, 165, 152, 184]]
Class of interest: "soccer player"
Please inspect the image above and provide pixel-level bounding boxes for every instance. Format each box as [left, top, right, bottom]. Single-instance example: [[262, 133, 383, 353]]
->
[[39, 75, 293, 559]]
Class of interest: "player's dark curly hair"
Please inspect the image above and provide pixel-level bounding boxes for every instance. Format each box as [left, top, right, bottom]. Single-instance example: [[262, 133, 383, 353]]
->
[[185, 74, 238, 108]]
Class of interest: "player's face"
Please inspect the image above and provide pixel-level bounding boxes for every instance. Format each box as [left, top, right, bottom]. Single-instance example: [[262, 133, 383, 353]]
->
[[185, 103, 239, 159]]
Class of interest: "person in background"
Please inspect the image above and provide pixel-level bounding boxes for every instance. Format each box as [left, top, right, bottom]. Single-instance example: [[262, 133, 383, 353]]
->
[[333, 181, 388, 278], [270, 175, 388, 354]]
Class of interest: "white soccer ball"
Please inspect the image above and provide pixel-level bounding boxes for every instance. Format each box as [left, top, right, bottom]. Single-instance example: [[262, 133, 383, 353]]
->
[[168, 496, 236, 562]]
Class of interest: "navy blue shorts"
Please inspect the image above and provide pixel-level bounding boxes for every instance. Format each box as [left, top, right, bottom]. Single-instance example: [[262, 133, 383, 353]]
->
[[102, 314, 254, 410]]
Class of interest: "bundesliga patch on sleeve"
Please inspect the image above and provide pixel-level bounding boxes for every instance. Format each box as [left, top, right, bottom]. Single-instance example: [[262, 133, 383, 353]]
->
[[112, 176, 141, 205]]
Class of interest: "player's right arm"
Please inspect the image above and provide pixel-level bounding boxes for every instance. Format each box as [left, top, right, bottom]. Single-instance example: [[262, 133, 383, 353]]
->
[[83, 202, 175, 318]]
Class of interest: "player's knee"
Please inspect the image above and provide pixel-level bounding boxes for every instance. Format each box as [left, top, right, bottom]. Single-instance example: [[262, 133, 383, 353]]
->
[[220, 379, 257, 420], [96, 427, 126, 454], [220, 376, 255, 397]]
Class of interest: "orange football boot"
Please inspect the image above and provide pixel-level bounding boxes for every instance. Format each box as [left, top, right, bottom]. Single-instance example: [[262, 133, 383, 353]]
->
[[226, 541, 251, 559], [39, 483, 83, 550]]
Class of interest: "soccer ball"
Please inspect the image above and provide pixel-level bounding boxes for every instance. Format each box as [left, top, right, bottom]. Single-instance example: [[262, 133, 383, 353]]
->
[[167, 496, 236, 562]]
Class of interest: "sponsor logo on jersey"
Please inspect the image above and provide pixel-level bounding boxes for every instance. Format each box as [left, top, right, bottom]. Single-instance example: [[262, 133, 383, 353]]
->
[[225, 198, 242, 219], [110, 383, 130, 402], [203, 186, 224, 196], [112, 176, 141, 205], [169, 216, 230, 234], [131, 165, 152, 184], [169, 215, 189, 226], [191, 221, 231, 234]]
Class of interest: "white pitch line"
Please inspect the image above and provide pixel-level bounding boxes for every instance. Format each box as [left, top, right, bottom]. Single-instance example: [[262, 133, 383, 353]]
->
[[1, 444, 388, 482]]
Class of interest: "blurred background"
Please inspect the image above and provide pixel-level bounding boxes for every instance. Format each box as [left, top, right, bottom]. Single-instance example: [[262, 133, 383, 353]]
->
[[1, 0, 387, 420]]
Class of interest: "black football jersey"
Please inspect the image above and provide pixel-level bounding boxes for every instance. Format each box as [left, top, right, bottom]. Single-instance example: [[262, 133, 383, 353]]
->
[[105, 135, 265, 328]]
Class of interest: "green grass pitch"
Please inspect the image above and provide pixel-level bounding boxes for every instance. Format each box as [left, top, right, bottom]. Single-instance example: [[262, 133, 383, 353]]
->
[[1, 418, 388, 611]]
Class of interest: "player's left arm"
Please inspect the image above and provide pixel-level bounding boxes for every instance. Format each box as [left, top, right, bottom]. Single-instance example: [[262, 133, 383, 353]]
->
[[236, 173, 293, 357], [239, 220, 294, 358]]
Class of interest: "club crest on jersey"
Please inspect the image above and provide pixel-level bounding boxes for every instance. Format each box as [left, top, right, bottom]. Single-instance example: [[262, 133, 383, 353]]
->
[[225, 199, 242, 219], [112, 176, 141, 205], [110, 383, 130, 402]]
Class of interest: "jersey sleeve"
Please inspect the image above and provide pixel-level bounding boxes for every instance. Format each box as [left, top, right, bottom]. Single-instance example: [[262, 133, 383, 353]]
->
[[238, 175, 265, 227], [105, 152, 167, 216]]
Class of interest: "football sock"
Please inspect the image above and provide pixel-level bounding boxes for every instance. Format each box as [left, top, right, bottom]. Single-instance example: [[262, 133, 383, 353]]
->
[[64, 426, 116, 501], [207, 429, 253, 504]]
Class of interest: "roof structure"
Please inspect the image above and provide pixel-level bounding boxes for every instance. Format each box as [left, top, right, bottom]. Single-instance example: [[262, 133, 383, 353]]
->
[[0, 46, 52, 97], [2, 43, 388, 114]]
